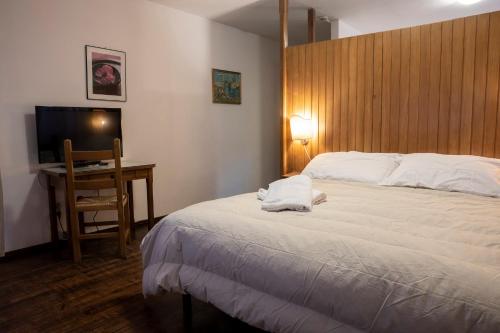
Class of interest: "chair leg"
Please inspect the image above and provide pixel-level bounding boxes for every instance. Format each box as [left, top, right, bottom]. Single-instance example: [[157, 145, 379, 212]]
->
[[78, 212, 85, 235], [117, 206, 127, 259], [69, 210, 82, 263], [124, 201, 131, 244]]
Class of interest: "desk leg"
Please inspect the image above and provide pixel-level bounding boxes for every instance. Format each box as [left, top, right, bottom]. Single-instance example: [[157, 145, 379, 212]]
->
[[126, 180, 136, 240], [64, 178, 75, 258], [47, 175, 59, 245], [146, 169, 155, 230]]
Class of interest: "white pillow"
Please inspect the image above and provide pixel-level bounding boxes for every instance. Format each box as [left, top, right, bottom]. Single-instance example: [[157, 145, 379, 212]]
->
[[380, 153, 500, 197], [302, 151, 401, 184]]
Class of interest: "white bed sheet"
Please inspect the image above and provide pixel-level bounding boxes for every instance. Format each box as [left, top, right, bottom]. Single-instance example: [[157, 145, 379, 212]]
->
[[141, 180, 500, 333]]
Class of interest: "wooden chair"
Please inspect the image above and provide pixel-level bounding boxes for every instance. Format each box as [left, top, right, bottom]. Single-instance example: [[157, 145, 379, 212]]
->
[[64, 138, 130, 263]]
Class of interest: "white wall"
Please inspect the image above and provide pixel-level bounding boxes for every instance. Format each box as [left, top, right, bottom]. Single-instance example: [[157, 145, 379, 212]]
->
[[331, 0, 500, 38], [330, 19, 361, 39], [337, 21, 362, 39], [0, 0, 280, 252]]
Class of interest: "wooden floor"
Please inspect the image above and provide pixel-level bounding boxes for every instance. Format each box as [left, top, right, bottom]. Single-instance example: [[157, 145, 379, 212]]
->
[[0, 226, 265, 333]]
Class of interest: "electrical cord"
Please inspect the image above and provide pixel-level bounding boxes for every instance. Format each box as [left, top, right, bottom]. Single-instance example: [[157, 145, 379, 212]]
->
[[36, 172, 48, 190], [38, 175, 110, 234], [92, 211, 99, 232], [93, 189, 100, 232], [39, 175, 105, 235], [56, 212, 67, 239], [303, 144, 311, 161]]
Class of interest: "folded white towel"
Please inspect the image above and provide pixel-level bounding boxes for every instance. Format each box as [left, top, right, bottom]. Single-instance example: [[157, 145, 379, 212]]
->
[[261, 175, 313, 212], [258, 188, 327, 205]]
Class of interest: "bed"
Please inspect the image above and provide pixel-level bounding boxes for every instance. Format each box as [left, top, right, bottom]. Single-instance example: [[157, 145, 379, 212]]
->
[[141, 178, 500, 333], [141, 6, 500, 330]]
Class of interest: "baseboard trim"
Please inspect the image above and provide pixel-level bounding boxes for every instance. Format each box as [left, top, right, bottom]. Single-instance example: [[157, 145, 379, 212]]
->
[[1, 215, 166, 261], [1, 241, 63, 261]]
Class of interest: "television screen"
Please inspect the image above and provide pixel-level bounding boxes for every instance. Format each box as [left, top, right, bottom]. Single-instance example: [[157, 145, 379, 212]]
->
[[35, 106, 122, 164]]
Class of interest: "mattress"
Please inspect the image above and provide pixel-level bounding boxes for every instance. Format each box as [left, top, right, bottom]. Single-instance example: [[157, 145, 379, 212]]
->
[[141, 180, 500, 333]]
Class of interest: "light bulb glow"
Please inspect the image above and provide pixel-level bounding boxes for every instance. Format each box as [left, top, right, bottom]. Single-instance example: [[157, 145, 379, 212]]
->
[[290, 114, 313, 142], [91, 109, 108, 129]]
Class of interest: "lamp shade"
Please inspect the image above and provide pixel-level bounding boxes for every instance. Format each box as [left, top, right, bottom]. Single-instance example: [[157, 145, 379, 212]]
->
[[290, 114, 312, 141]]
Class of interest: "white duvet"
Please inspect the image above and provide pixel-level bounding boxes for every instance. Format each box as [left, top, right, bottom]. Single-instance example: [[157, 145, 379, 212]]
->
[[141, 180, 500, 333]]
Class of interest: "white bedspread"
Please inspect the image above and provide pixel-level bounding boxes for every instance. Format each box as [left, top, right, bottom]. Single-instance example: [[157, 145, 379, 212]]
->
[[141, 180, 500, 333]]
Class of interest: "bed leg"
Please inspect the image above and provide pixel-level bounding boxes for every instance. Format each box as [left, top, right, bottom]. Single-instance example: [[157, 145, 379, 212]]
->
[[182, 294, 192, 329]]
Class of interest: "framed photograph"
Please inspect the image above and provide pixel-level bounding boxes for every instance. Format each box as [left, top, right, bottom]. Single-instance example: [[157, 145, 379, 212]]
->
[[212, 69, 241, 104], [86, 45, 126, 102]]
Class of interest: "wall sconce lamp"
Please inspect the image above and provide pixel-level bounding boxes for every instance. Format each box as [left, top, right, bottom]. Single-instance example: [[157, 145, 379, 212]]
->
[[290, 114, 312, 160]]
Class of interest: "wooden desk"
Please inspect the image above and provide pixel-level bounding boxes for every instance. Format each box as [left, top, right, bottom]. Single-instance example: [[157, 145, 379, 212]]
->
[[41, 161, 156, 245]]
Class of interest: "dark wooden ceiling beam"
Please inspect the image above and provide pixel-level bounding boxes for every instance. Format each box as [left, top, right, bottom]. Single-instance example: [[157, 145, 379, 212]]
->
[[308, 8, 316, 43]]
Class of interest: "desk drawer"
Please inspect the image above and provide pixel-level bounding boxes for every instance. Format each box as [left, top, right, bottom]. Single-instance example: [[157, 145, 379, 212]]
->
[[76, 174, 113, 181], [121, 169, 148, 180], [74, 169, 149, 181], [135, 169, 149, 178]]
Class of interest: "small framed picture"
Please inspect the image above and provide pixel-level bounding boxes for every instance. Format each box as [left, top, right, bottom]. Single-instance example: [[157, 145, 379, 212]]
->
[[86, 45, 126, 102], [212, 69, 241, 105]]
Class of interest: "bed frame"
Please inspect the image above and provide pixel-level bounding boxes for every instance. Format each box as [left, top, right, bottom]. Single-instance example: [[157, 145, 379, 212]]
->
[[182, 294, 192, 328]]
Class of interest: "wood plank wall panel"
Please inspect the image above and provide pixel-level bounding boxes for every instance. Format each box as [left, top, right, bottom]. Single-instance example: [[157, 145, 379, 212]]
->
[[318, 42, 327, 154], [448, 18, 465, 154], [325, 42, 334, 151], [390, 29, 401, 152], [471, 14, 490, 156], [485, 12, 500, 157], [356, 36, 366, 152], [399, 28, 411, 153], [340, 39, 350, 152], [297, 45, 306, 169], [438, 21, 453, 154], [287, 46, 295, 172], [283, 11, 500, 173], [408, 27, 421, 153], [348, 38, 358, 151], [460, 16, 477, 155], [333, 40, 342, 152], [381, 31, 392, 152], [364, 35, 374, 152], [418, 24, 431, 152], [372, 33, 383, 152], [310, 43, 319, 158], [428, 23, 442, 153]]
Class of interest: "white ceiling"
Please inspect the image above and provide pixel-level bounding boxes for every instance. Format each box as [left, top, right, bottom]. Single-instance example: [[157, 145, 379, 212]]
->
[[150, 0, 500, 44], [149, 0, 333, 44]]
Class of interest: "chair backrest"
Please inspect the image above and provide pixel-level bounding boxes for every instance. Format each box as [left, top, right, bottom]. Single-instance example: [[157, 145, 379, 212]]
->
[[64, 139, 124, 209]]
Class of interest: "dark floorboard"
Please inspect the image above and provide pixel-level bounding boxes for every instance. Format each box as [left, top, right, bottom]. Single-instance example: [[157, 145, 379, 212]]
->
[[0, 226, 265, 333]]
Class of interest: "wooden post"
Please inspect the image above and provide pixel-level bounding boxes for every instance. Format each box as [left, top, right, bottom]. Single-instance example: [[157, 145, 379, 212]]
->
[[308, 8, 316, 43], [280, 0, 288, 175]]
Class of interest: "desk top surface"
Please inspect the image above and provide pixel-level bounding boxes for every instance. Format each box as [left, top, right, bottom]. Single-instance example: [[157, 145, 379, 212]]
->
[[41, 160, 156, 177]]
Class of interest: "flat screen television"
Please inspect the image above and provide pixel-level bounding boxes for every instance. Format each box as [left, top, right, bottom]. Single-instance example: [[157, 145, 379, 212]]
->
[[35, 106, 122, 164]]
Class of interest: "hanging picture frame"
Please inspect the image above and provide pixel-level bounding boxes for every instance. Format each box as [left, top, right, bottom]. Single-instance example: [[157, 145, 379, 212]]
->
[[86, 45, 127, 102], [212, 69, 241, 105]]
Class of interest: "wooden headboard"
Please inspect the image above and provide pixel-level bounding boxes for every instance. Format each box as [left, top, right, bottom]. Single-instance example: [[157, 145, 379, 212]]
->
[[283, 11, 500, 173]]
